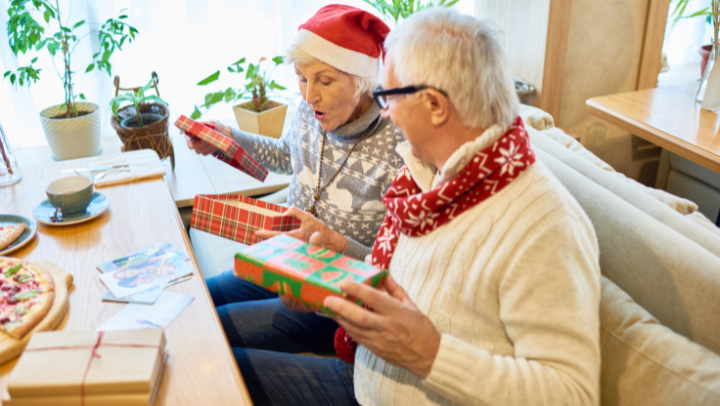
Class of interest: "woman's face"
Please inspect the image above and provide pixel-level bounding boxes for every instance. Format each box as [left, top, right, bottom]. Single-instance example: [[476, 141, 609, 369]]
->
[[295, 61, 364, 131]]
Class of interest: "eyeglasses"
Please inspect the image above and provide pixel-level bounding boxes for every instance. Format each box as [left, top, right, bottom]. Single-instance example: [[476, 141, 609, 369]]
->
[[373, 85, 448, 109]]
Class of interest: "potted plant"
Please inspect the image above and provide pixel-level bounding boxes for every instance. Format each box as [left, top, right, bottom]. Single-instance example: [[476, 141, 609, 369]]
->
[[4, 1, 138, 160], [362, 0, 459, 25], [671, 0, 716, 76], [192, 56, 288, 139], [109, 75, 174, 169]]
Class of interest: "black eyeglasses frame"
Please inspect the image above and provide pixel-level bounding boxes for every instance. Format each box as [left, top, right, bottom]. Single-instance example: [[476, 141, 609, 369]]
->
[[372, 85, 448, 109]]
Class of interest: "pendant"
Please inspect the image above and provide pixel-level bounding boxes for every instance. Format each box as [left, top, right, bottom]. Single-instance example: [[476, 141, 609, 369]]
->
[[314, 193, 320, 200], [309, 205, 317, 216]]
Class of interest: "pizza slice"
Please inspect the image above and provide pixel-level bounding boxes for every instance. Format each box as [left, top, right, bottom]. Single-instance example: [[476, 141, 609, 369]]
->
[[0, 223, 26, 251], [0, 257, 55, 339]]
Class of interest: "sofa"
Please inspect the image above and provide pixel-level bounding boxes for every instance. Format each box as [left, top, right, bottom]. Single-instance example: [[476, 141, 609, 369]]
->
[[190, 105, 720, 405]]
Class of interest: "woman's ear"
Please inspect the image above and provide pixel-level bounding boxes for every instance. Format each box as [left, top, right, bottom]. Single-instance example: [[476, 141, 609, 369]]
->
[[426, 89, 450, 127]]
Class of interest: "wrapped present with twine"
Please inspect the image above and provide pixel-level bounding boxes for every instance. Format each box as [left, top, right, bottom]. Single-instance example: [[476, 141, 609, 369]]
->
[[191, 194, 301, 246], [174, 115, 268, 182]]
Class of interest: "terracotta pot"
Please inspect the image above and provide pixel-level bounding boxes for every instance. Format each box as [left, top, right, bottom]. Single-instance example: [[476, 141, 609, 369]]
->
[[233, 101, 287, 139], [700, 44, 713, 77], [110, 104, 174, 169]]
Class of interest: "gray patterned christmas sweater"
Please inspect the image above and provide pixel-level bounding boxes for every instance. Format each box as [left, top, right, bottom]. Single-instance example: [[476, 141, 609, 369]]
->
[[230, 100, 405, 260]]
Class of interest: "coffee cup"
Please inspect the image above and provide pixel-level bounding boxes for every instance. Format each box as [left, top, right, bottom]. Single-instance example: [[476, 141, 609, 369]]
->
[[45, 176, 94, 215]]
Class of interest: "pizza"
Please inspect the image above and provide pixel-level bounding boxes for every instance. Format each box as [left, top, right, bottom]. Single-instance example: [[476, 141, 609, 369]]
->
[[0, 223, 25, 251], [0, 257, 55, 339]]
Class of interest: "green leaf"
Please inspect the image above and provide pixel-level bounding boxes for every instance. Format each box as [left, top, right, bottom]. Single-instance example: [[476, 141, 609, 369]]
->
[[119, 14, 128, 19], [31, 57, 37, 63], [61, 26, 70, 33], [17, 274, 34, 283], [13, 290, 40, 300], [246, 64, 256, 80], [4, 265, 22, 277], [228, 67, 235, 73], [269, 81, 286, 91], [272, 56, 284, 65], [3, 71, 10, 78], [85, 63, 95, 72], [73, 19, 85, 28], [142, 95, 168, 106], [10, 74, 16, 85], [79, 93, 86, 101], [43, 10, 50, 23], [233, 57, 246, 65], [191, 106, 202, 120], [197, 70, 220, 86]]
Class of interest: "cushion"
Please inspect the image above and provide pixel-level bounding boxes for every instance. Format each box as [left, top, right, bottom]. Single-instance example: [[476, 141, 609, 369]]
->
[[600, 276, 720, 406], [534, 147, 720, 354], [530, 128, 720, 259], [539, 127, 699, 215], [518, 104, 555, 131]]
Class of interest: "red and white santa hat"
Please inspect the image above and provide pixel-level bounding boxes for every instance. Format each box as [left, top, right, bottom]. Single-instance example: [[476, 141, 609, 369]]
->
[[292, 5, 390, 78]]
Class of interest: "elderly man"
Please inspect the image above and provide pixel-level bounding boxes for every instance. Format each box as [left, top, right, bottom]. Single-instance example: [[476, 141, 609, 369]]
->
[[236, 8, 601, 406]]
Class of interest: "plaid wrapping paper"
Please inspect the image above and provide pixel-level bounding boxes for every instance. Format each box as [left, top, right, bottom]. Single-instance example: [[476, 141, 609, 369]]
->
[[174, 115, 269, 182], [191, 194, 301, 245], [234, 234, 388, 313]]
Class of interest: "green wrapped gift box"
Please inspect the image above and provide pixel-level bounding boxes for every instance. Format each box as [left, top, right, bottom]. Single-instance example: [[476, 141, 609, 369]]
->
[[234, 235, 388, 312]]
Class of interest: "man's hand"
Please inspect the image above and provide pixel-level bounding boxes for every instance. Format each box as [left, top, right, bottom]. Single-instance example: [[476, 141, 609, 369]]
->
[[323, 276, 441, 379], [255, 207, 348, 253], [184, 120, 232, 156]]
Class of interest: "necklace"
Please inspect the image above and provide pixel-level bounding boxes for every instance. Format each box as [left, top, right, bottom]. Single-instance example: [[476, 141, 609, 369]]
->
[[309, 126, 373, 216]]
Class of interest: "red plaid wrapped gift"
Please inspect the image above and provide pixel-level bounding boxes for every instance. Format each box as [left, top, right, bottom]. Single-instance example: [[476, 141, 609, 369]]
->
[[191, 194, 301, 245], [174, 115, 269, 182]]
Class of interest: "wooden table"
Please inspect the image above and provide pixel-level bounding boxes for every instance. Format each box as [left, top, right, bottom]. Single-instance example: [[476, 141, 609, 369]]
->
[[586, 82, 720, 174], [0, 153, 252, 405], [14, 124, 291, 208]]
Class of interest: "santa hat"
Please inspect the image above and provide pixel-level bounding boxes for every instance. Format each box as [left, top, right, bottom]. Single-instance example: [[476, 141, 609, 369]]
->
[[292, 5, 390, 78]]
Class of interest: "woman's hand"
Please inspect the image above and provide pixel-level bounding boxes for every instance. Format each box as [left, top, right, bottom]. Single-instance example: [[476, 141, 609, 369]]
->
[[323, 275, 442, 379], [255, 207, 348, 254], [184, 120, 232, 156], [278, 295, 317, 313]]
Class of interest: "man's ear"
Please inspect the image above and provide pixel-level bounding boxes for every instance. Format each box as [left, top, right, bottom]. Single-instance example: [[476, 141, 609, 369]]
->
[[426, 89, 450, 127]]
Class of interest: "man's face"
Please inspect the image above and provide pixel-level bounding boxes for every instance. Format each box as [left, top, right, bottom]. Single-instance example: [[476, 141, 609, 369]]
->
[[380, 56, 432, 163]]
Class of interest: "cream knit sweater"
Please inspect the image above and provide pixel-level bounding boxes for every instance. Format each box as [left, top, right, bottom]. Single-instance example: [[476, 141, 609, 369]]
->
[[354, 127, 601, 406]]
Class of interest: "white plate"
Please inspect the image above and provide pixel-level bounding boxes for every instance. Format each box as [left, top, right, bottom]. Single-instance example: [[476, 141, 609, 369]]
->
[[33, 192, 110, 226]]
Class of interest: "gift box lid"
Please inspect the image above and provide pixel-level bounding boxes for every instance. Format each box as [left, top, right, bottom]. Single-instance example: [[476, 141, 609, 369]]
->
[[8, 329, 165, 398], [235, 234, 387, 309]]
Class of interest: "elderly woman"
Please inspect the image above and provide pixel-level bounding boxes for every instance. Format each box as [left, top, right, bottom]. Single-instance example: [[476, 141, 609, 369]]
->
[[235, 8, 602, 406], [185, 4, 406, 369]]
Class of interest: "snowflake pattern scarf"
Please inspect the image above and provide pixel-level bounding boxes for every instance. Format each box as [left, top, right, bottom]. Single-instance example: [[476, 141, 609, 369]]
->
[[334, 116, 537, 363]]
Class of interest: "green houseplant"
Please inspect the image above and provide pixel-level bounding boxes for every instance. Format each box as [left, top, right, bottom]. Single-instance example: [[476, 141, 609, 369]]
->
[[362, 0, 459, 25], [671, 0, 716, 76], [4, 0, 138, 160], [192, 56, 288, 138], [109, 76, 175, 169]]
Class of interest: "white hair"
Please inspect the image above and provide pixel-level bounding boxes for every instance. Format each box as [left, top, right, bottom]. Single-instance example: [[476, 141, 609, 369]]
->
[[384, 8, 519, 129], [286, 45, 376, 98]]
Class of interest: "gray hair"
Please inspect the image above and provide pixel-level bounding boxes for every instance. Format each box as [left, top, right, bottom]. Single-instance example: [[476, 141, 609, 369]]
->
[[286, 45, 376, 98], [384, 8, 519, 129]]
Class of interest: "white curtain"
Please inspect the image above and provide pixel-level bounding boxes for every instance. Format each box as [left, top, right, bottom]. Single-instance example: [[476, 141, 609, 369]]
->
[[0, 0, 474, 149]]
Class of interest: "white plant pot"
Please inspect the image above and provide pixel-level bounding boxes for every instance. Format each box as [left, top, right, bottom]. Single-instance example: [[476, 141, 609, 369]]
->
[[233, 101, 287, 139], [39, 102, 103, 160]]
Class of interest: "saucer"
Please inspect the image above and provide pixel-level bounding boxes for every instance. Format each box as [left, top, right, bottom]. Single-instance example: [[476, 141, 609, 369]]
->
[[0, 215, 37, 255], [33, 192, 109, 227]]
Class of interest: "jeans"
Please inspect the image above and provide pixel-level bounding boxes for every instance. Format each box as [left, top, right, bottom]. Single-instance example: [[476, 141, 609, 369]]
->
[[206, 270, 357, 406]]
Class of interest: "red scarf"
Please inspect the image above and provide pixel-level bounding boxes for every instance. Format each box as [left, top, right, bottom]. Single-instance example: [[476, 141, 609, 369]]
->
[[334, 117, 536, 363]]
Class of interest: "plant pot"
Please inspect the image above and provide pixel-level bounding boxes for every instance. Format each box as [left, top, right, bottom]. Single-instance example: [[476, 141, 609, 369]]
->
[[233, 101, 287, 139], [700, 44, 713, 77], [39, 102, 103, 161], [111, 104, 174, 169], [120, 113, 164, 129]]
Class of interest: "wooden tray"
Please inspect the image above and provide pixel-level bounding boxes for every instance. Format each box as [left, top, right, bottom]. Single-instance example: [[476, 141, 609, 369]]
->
[[0, 261, 73, 365]]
